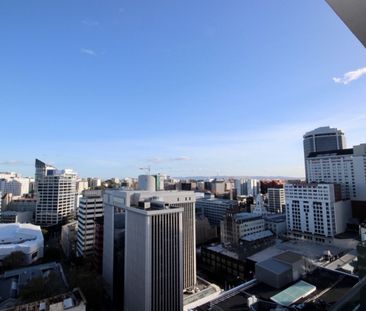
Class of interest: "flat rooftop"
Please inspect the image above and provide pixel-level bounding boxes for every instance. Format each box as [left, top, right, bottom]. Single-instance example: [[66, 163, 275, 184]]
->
[[240, 230, 273, 242], [247, 239, 343, 263], [205, 244, 239, 260], [246, 268, 359, 307], [270, 280, 316, 306]]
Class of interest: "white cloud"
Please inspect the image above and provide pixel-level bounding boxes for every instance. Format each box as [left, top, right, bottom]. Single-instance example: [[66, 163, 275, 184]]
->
[[333, 66, 366, 85], [80, 48, 97, 56]]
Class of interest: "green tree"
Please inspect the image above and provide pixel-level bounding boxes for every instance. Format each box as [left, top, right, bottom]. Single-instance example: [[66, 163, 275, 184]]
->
[[2, 251, 26, 270], [67, 261, 104, 311], [19, 271, 66, 302]]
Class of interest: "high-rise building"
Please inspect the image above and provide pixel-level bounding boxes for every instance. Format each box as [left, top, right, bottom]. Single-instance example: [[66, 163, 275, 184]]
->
[[35, 159, 77, 227], [246, 179, 260, 197], [303, 127, 346, 179], [306, 144, 366, 200], [93, 216, 104, 273], [210, 179, 225, 195], [267, 188, 285, 213], [103, 187, 196, 308], [196, 194, 238, 227], [76, 190, 103, 257], [124, 200, 183, 311], [285, 183, 351, 243]]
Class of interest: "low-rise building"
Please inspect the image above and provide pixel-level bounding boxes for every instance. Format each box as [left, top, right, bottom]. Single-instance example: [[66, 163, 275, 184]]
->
[[221, 212, 265, 247], [0, 262, 85, 311], [0, 211, 33, 224], [0, 223, 43, 264], [264, 214, 287, 237]]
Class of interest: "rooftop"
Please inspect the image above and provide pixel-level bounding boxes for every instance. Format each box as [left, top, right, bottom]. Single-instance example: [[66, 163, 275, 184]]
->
[[3, 288, 86, 311], [246, 267, 359, 307], [256, 258, 291, 275], [233, 212, 262, 222], [247, 239, 343, 263], [270, 280, 316, 307], [263, 214, 286, 223], [0, 224, 43, 249], [205, 244, 239, 260], [240, 230, 273, 242], [273, 251, 303, 264], [0, 262, 68, 309]]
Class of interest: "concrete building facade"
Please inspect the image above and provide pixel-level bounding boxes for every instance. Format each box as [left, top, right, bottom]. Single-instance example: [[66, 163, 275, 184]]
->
[[124, 202, 183, 311], [35, 159, 77, 227], [285, 183, 352, 243], [76, 190, 103, 257], [221, 212, 265, 247], [267, 188, 285, 213], [303, 126, 346, 179], [196, 194, 238, 227], [103, 188, 197, 305]]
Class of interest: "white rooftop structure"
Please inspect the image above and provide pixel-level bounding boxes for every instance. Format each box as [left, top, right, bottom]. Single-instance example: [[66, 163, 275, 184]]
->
[[0, 223, 44, 264]]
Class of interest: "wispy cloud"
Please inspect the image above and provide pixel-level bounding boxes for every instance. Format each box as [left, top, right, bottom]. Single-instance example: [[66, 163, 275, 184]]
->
[[147, 156, 191, 164], [80, 48, 97, 56], [171, 156, 191, 161], [333, 66, 366, 85], [81, 19, 99, 27], [0, 160, 26, 166]]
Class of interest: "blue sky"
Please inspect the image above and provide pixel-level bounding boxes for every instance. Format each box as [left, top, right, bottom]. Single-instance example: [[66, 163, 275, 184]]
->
[[1, 0, 365, 178]]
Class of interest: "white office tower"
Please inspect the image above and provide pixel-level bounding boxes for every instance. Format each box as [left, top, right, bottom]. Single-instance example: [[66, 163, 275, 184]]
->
[[285, 183, 351, 243], [125, 201, 183, 311], [306, 144, 366, 202], [0, 177, 30, 196], [246, 179, 260, 197], [76, 190, 103, 257], [303, 127, 346, 180], [35, 159, 77, 226], [103, 187, 196, 306], [267, 188, 285, 213]]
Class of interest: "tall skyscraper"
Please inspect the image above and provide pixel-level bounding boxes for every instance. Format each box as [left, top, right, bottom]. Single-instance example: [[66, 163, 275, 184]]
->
[[102, 186, 196, 308], [124, 200, 183, 311], [76, 190, 103, 257], [303, 127, 346, 179], [35, 159, 77, 227]]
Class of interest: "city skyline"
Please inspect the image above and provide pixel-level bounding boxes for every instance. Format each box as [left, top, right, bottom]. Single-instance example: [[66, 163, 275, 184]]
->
[[1, 1, 366, 178]]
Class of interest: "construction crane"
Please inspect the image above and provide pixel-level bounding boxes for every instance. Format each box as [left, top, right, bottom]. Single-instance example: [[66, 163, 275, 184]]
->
[[139, 166, 151, 175]]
